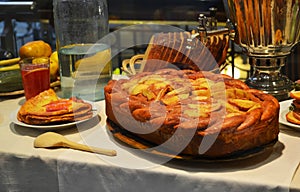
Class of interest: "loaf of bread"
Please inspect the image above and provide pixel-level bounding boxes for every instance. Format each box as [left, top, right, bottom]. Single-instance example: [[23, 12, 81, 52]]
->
[[142, 32, 229, 73]]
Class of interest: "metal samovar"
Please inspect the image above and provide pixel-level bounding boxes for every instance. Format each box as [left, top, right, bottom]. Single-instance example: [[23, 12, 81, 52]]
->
[[223, 0, 300, 100]]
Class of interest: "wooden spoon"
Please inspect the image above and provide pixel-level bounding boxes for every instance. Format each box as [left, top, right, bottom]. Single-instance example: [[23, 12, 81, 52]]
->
[[34, 132, 117, 156]]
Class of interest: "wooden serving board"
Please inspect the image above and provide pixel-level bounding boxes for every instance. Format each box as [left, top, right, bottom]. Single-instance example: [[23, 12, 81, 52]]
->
[[106, 119, 277, 162]]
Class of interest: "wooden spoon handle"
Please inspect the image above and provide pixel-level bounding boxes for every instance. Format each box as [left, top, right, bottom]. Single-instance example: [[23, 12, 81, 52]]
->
[[67, 141, 117, 156]]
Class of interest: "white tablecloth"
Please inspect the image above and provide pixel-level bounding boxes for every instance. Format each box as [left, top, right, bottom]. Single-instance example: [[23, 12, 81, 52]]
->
[[1, 96, 300, 192]]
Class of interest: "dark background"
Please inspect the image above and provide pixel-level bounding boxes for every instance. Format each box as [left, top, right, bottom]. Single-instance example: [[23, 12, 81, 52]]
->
[[0, 0, 298, 81]]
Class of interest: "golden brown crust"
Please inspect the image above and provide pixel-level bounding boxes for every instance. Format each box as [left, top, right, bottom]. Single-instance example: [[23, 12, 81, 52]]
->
[[105, 69, 279, 158]]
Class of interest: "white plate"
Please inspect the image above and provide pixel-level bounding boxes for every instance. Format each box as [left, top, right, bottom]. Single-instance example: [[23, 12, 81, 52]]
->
[[279, 99, 300, 129], [11, 102, 100, 130]]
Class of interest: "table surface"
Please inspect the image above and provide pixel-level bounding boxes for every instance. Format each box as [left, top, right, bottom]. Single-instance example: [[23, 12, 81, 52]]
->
[[1, 95, 300, 192]]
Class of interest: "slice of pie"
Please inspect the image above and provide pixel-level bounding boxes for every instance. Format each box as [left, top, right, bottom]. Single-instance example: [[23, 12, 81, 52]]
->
[[17, 89, 93, 125]]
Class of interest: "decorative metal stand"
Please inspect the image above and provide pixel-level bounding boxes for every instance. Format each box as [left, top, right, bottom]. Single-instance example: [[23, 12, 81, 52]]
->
[[196, 7, 231, 72]]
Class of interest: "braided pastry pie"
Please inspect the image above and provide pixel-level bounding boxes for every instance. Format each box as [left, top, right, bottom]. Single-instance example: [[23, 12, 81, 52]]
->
[[105, 69, 279, 158]]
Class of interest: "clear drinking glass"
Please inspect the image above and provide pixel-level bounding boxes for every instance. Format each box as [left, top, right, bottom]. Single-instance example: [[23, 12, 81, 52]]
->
[[19, 57, 50, 100]]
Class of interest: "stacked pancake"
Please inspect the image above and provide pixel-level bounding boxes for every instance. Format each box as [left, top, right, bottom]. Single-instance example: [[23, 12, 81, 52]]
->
[[17, 89, 93, 125], [286, 91, 300, 125]]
